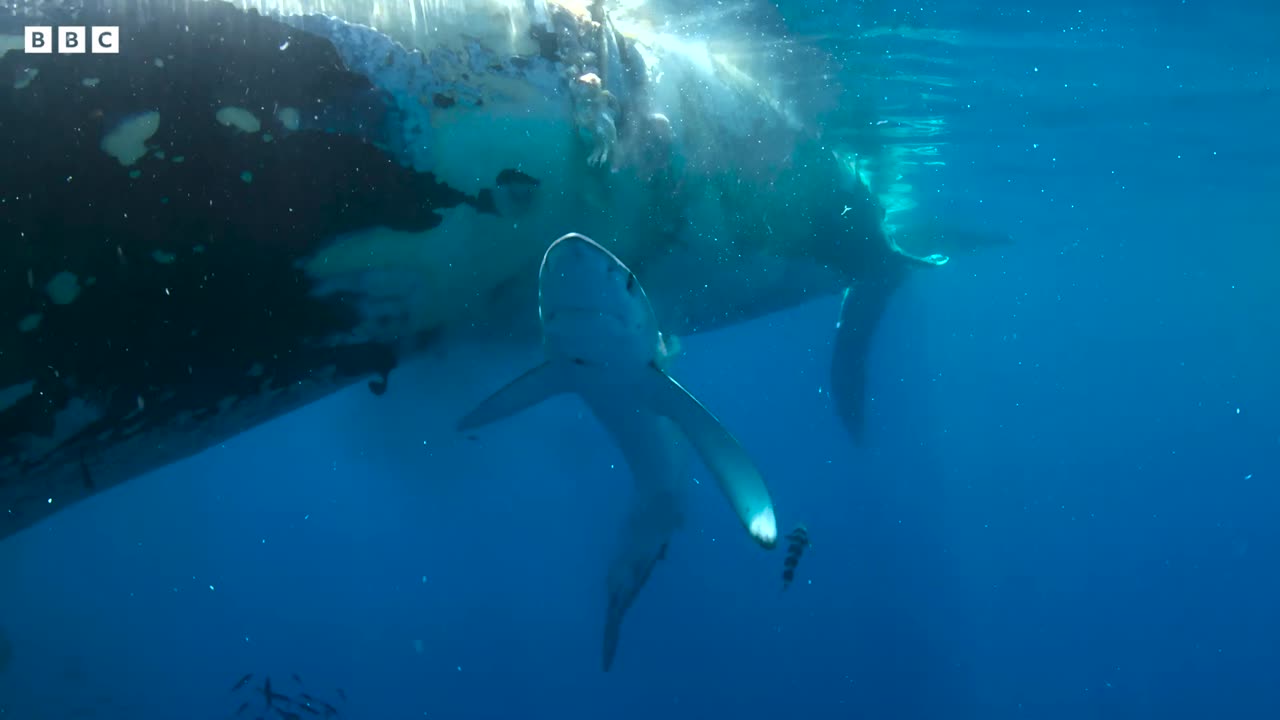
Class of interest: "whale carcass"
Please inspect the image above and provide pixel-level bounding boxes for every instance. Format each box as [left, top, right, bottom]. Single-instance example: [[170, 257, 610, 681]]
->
[[0, 0, 946, 541]]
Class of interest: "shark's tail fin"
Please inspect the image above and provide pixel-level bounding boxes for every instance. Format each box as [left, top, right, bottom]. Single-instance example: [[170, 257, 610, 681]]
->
[[602, 537, 668, 672]]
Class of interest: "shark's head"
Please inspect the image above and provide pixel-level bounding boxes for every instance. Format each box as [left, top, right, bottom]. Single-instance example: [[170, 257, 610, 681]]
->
[[538, 233, 660, 372]]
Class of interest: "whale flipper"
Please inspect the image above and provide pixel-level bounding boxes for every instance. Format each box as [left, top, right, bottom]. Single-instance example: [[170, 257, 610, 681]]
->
[[831, 278, 898, 444], [828, 201, 941, 445]]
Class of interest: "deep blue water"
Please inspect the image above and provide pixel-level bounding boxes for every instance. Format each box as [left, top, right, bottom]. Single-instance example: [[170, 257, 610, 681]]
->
[[2, 0, 1277, 718]]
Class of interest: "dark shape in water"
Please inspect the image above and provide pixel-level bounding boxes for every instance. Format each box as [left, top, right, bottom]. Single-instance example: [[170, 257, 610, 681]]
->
[[602, 541, 668, 672], [781, 525, 810, 591], [496, 168, 541, 187], [0, 0, 492, 541], [230, 672, 342, 719], [367, 372, 390, 396], [0, 625, 11, 673], [261, 677, 294, 708], [832, 270, 905, 444]]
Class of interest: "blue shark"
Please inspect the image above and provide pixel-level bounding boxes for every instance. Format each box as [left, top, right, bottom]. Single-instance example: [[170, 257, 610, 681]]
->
[[459, 232, 777, 670]]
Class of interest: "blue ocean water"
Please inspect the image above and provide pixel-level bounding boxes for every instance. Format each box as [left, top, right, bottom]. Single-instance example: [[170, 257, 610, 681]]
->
[[1, 0, 1276, 718]]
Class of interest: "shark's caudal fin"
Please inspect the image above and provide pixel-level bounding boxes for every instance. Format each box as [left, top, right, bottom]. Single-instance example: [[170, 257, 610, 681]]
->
[[456, 362, 569, 431], [602, 518, 670, 672], [642, 365, 777, 549], [602, 547, 665, 671]]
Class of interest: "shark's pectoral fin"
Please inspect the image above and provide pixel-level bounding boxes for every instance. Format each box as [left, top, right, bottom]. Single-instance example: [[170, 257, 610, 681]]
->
[[457, 361, 570, 431], [644, 365, 777, 548]]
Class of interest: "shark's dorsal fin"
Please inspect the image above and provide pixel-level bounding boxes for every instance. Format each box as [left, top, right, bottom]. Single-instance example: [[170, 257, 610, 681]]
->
[[643, 364, 777, 549], [457, 361, 570, 432]]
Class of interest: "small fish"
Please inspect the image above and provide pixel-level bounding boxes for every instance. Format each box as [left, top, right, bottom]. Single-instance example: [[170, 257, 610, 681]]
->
[[274, 709, 302, 720], [264, 677, 274, 707], [231, 673, 253, 692], [335, 689, 346, 702], [235, 701, 250, 715], [291, 673, 303, 685], [781, 525, 810, 591]]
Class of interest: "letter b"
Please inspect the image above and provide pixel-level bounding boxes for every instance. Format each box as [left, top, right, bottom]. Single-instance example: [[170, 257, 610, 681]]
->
[[58, 26, 86, 54], [24, 26, 52, 54]]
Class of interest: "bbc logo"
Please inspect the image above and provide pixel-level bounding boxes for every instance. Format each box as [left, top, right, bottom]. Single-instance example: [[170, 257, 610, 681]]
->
[[24, 26, 120, 54]]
